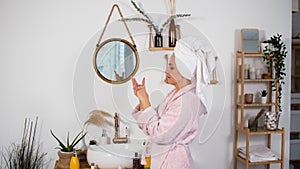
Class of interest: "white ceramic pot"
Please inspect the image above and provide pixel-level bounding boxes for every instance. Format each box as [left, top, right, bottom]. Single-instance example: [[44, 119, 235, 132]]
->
[[261, 96, 267, 103]]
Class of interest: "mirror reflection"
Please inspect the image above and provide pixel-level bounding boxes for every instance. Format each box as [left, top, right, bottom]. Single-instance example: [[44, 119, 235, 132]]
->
[[93, 38, 139, 84], [241, 29, 260, 53]]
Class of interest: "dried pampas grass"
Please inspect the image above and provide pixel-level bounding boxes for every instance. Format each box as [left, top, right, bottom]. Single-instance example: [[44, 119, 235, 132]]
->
[[84, 110, 113, 127]]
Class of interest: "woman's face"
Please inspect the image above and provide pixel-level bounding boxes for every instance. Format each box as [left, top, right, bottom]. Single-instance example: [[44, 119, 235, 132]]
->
[[165, 54, 184, 85]]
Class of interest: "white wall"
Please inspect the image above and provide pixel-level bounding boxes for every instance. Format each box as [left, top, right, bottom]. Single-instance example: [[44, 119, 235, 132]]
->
[[0, 0, 291, 169]]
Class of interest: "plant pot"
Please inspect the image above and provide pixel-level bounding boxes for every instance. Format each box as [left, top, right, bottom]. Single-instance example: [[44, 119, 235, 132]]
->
[[244, 93, 253, 104], [57, 151, 72, 169], [261, 96, 267, 103]]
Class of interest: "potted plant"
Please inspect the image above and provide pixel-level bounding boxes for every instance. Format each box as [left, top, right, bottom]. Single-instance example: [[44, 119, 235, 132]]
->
[[263, 33, 287, 112], [260, 89, 268, 103], [1, 117, 48, 169], [50, 130, 87, 169]]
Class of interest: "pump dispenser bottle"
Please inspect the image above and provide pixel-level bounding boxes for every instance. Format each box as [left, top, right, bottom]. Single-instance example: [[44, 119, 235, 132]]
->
[[132, 152, 140, 169], [70, 150, 80, 169], [90, 163, 95, 169], [144, 154, 151, 169]]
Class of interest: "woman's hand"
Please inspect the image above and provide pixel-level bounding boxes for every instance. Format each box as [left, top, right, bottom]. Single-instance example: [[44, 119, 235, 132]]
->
[[131, 77, 151, 110]]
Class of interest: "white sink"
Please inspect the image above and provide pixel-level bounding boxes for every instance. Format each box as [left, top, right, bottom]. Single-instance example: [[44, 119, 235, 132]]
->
[[87, 143, 144, 169]]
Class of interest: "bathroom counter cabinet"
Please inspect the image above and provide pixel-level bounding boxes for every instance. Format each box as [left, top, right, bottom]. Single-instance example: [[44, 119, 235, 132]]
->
[[233, 51, 285, 169]]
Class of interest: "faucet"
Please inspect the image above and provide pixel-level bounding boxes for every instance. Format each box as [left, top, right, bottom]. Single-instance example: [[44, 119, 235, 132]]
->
[[113, 112, 128, 144]]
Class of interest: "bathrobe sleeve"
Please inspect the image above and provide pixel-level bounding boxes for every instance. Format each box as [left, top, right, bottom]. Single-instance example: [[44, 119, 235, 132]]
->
[[132, 92, 205, 145]]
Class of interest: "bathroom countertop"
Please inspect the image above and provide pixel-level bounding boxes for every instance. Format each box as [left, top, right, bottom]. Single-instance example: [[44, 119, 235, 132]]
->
[[54, 160, 133, 169], [54, 160, 90, 169]]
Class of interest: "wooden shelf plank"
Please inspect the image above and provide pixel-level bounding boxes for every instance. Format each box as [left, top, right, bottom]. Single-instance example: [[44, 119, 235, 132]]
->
[[237, 79, 276, 82], [236, 51, 265, 57], [237, 102, 275, 107], [236, 155, 282, 165], [148, 47, 174, 51], [237, 126, 284, 135]]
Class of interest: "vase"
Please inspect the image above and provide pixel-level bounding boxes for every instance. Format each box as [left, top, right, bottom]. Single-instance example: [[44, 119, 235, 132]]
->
[[57, 151, 73, 169], [154, 33, 163, 47], [168, 19, 177, 47], [264, 111, 280, 130], [248, 118, 258, 131], [244, 93, 253, 104]]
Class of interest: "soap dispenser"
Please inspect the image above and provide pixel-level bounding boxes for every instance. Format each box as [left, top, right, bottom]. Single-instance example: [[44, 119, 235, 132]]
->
[[132, 152, 141, 169], [99, 129, 110, 145], [70, 150, 80, 169]]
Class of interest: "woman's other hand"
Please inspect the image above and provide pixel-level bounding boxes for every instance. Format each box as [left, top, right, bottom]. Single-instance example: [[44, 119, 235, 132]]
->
[[131, 77, 151, 110]]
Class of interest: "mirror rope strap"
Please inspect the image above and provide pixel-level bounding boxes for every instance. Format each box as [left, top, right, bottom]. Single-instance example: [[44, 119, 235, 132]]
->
[[96, 4, 136, 48]]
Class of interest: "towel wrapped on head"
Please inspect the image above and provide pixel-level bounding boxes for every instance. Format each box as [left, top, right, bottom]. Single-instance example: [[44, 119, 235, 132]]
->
[[174, 37, 216, 112]]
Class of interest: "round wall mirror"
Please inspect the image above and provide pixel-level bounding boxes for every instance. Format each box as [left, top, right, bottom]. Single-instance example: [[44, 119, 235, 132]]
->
[[93, 38, 139, 84]]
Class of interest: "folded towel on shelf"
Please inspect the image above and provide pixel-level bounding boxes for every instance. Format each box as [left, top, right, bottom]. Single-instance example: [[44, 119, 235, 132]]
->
[[238, 145, 279, 162]]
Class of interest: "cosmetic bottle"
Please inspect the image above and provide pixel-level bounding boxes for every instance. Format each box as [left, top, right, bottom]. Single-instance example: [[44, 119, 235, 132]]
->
[[99, 129, 110, 145], [133, 152, 140, 169], [168, 18, 177, 47], [90, 163, 95, 169], [144, 154, 151, 169], [70, 150, 80, 169]]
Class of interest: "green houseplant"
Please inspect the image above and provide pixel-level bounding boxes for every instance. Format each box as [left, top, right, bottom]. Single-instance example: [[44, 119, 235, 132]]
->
[[50, 130, 86, 169], [260, 89, 268, 103], [50, 130, 87, 152], [263, 33, 287, 112], [1, 117, 48, 169]]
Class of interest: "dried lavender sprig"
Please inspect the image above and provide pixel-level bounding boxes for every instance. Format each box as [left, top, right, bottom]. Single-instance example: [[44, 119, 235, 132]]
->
[[130, 0, 159, 33], [119, 17, 160, 34], [160, 14, 191, 32]]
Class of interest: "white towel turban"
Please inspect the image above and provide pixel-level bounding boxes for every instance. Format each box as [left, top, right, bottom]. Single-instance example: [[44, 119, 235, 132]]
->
[[174, 37, 216, 112]]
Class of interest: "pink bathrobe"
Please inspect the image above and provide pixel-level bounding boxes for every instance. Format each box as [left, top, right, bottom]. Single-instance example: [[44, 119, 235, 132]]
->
[[132, 84, 206, 169]]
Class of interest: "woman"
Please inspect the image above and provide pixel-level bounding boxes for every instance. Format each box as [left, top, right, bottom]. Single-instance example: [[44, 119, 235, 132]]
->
[[131, 37, 214, 169]]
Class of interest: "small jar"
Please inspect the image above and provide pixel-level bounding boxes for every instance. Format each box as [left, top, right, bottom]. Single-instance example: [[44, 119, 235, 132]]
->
[[255, 69, 262, 79], [249, 67, 256, 79]]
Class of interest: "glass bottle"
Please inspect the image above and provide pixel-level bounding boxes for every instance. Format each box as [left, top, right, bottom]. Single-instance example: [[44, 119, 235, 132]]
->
[[168, 19, 177, 47], [133, 152, 141, 169], [154, 32, 163, 47]]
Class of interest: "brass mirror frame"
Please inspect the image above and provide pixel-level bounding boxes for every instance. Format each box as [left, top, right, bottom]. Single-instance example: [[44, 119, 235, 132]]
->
[[241, 28, 260, 53], [93, 38, 140, 84]]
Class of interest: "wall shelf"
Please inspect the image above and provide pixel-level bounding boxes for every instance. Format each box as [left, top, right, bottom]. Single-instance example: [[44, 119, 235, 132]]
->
[[148, 47, 174, 51], [148, 25, 181, 51]]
